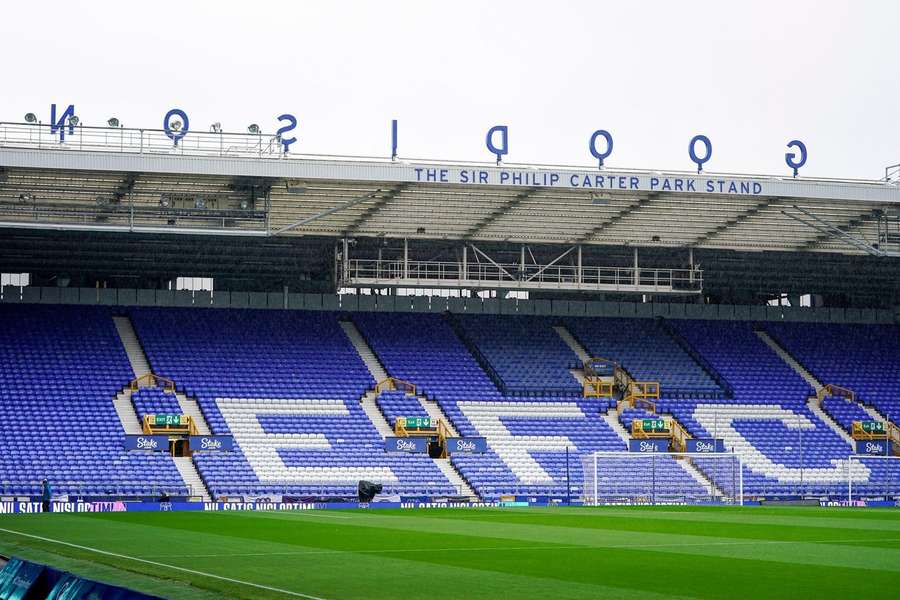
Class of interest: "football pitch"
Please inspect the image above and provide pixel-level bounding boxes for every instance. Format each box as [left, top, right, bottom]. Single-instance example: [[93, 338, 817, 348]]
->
[[1, 505, 900, 599]]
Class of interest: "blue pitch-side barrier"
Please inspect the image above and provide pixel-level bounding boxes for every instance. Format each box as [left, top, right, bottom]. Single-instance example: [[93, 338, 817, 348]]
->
[[0, 497, 897, 513]]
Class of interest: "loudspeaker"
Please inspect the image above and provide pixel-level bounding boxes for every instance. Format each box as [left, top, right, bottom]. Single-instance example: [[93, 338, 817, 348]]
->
[[358, 480, 383, 502]]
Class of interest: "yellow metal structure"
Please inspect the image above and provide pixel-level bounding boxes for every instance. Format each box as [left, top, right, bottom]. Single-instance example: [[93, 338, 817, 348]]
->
[[582, 357, 619, 398], [375, 377, 417, 395], [143, 414, 197, 435], [817, 383, 855, 403], [629, 417, 691, 451], [393, 417, 453, 457], [129, 373, 176, 393], [851, 420, 900, 449]]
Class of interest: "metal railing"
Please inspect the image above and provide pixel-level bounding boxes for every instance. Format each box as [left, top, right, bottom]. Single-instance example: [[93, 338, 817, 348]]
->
[[342, 258, 702, 293], [0, 122, 288, 159]]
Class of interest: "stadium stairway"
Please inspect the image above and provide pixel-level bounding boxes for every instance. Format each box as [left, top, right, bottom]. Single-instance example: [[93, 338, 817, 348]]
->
[[418, 396, 460, 436], [553, 324, 593, 388], [360, 390, 395, 439], [114, 313, 213, 496], [113, 316, 151, 377], [342, 316, 479, 499], [339, 320, 388, 381], [112, 389, 143, 434], [177, 392, 211, 435], [173, 456, 211, 502], [340, 319, 395, 438], [111, 315, 150, 434], [592, 361, 725, 497], [113, 314, 214, 436], [755, 330, 823, 394], [756, 329, 856, 444], [553, 324, 590, 363]]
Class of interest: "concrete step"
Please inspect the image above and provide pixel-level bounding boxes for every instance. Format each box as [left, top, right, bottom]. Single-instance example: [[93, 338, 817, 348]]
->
[[553, 325, 591, 362], [807, 397, 855, 444], [418, 396, 460, 437], [113, 390, 143, 434], [433, 457, 478, 499], [677, 457, 727, 499], [755, 330, 823, 392], [602, 412, 631, 445], [361, 390, 394, 439], [339, 320, 388, 382], [112, 316, 151, 379], [568, 369, 586, 385], [177, 393, 211, 435], [172, 456, 211, 502]]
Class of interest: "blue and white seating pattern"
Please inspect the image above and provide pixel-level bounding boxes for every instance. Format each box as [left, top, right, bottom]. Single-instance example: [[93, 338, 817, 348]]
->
[[0, 305, 186, 497], [375, 391, 428, 427], [455, 315, 581, 395], [821, 396, 873, 433], [565, 317, 723, 397], [663, 320, 884, 496], [131, 388, 182, 422], [353, 313, 501, 401], [129, 308, 453, 498], [764, 323, 900, 425]]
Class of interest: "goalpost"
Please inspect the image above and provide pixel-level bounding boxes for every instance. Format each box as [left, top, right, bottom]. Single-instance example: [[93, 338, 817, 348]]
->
[[582, 451, 744, 506], [847, 454, 900, 503]]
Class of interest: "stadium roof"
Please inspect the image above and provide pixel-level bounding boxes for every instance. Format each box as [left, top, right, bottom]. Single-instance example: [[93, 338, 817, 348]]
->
[[1, 122, 900, 257]]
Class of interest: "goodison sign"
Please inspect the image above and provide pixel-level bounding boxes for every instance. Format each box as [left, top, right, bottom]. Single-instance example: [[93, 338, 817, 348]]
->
[[41, 104, 809, 177]]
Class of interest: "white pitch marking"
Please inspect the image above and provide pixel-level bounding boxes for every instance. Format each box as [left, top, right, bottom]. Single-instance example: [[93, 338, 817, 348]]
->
[[143, 536, 900, 559], [0, 527, 328, 600]]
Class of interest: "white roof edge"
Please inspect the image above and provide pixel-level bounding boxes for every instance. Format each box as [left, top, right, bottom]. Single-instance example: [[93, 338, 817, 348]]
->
[[1, 146, 899, 204]]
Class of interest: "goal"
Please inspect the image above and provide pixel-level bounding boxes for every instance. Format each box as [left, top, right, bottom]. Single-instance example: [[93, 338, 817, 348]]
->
[[847, 454, 900, 503], [581, 451, 744, 506]]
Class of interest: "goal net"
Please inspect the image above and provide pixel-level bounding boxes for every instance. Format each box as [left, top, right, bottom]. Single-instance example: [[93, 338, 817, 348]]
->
[[581, 451, 744, 506], [847, 455, 900, 503]]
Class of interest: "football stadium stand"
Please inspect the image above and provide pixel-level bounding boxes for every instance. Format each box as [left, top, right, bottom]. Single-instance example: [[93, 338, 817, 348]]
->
[[763, 323, 900, 425], [0, 300, 898, 503], [0, 305, 187, 498]]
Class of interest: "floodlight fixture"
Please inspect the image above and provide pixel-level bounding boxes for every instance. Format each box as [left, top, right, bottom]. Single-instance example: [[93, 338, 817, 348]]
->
[[159, 196, 171, 208], [247, 123, 260, 134], [194, 197, 207, 209], [24, 113, 37, 123], [107, 117, 120, 128], [239, 199, 250, 210], [170, 120, 182, 132], [67, 115, 80, 127], [210, 122, 222, 133]]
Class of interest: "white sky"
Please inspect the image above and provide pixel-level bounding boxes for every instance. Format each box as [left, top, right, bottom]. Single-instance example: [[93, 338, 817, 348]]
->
[[1, 0, 898, 179]]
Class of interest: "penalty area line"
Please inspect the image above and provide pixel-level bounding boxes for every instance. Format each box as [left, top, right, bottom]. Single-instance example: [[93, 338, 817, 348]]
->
[[0, 527, 327, 600]]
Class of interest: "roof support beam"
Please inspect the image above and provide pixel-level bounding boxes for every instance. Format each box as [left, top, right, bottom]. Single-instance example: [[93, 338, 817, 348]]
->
[[575, 193, 655, 243], [343, 183, 407, 235], [524, 246, 576, 282], [272, 189, 381, 236], [462, 187, 538, 240], [691, 199, 773, 246], [782, 205, 899, 257], [469, 244, 515, 281]]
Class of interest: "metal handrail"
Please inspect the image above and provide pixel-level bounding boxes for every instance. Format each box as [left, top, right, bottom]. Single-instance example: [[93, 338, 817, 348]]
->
[[1, 121, 895, 188], [343, 258, 702, 291]]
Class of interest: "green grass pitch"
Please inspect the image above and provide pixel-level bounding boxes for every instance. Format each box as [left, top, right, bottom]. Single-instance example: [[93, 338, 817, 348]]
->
[[1, 506, 900, 599]]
